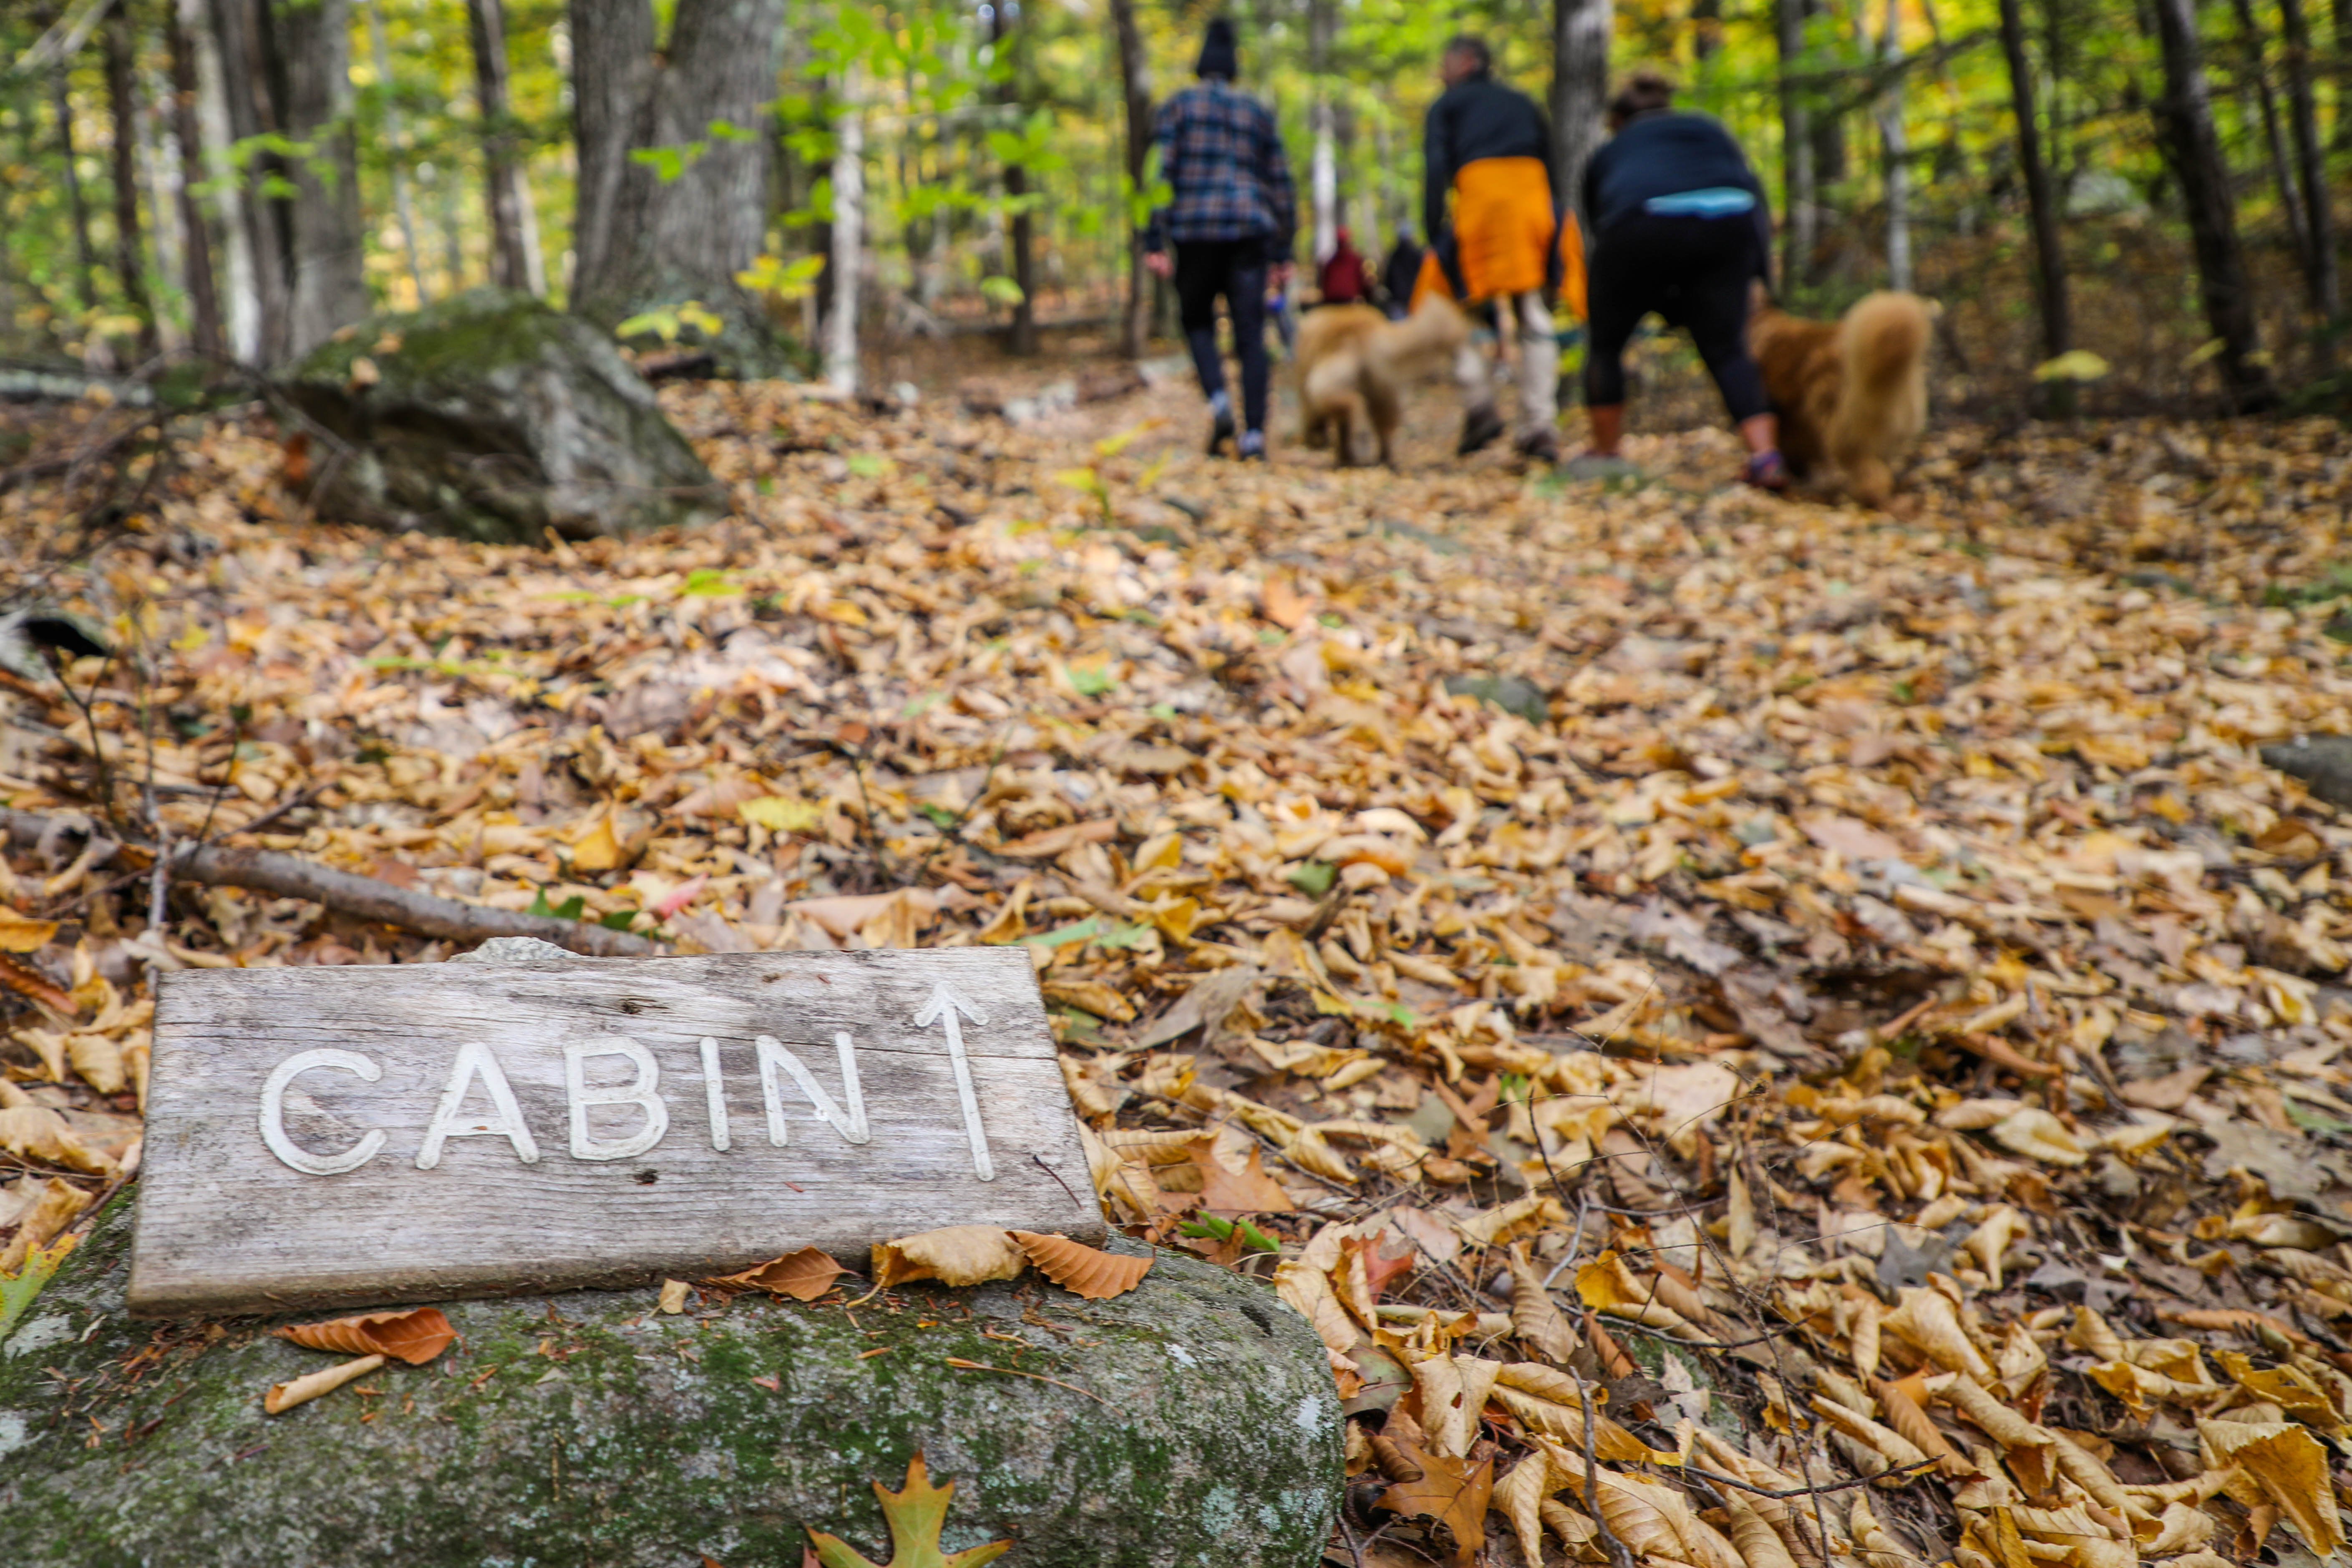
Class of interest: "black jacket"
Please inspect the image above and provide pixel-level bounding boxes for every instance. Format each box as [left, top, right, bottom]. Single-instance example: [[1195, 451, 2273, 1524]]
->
[[1421, 71, 1552, 246], [1581, 111, 1766, 234]]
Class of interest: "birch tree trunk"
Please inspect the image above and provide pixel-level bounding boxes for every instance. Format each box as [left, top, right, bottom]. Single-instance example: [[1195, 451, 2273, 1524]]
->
[[2147, 0, 2279, 410], [824, 67, 864, 397], [102, 3, 158, 355], [1996, 0, 2072, 400], [274, 0, 370, 356], [1877, 0, 1910, 291], [569, 0, 790, 374], [1108, 0, 1154, 357], [361, 0, 428, 308], [1551, 0, 1612, 223], [180, 0, 254, 358], [1309, 0, 1337, 264], [1776, 0, 1815, 288], [468, 0, 546, 295], [2278, 0, 2338, 325], [990, 0, 1038, 356]]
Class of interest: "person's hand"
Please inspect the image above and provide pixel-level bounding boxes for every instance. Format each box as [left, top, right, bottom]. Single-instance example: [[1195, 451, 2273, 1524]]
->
[[1145, 251, 1173, 279], [1270, 262, 1295, 291]]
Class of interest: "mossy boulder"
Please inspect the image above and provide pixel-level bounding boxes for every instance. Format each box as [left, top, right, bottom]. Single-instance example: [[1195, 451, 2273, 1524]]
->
[[0, 1199, 1342, 1567], [284, 288, 727, 543]]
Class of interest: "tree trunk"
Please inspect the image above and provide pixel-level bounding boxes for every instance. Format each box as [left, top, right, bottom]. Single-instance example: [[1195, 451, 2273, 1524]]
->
[[138, 56, 188, 349], [1309, 0, 1338, 263], [990, 1, 1038, 356], [360, 0, 428, 308], [46, 25, 98, 315], [2279, 0, 2338, 325], [1551, 0, 1612, 224], [2232, 0, 2310, 279], [206, 0, 294, 359], [1108, 0, 1153, 357], [1877, 0, 1911, 291], [165, 2, 223, 355], [1776, 0, 1814, 289], [468, 0, 545, 295], [181, 0, 256, 358], [1693, 0, 1725, 59], [1996, 0, 2072, 399], [273, 0, 370, 356], [102, 3, 158, 355], [568, 0, 789, 374], [824, 67, 864, 396], [2147, 0, 2279, 410]]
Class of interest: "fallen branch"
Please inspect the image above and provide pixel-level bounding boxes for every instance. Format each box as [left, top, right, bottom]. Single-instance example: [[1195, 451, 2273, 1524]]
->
[[0, 808, 656, 958]]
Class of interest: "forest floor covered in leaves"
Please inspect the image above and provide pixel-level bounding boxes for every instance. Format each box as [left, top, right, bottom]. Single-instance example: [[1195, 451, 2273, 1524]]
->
[[8, 350, 2352, 1568]]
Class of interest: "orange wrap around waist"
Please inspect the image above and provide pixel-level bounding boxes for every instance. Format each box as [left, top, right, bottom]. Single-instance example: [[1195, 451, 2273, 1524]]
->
[[1409, 157, 1586, 320]]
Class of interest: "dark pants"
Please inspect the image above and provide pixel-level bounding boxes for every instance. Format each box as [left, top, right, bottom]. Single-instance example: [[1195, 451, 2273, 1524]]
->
[[1584, 209, 1768, 423], [1173, 239, 1271, 433]]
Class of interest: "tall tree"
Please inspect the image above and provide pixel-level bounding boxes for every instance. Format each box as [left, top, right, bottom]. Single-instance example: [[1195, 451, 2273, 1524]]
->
[[1877, 0, 1910, 290], [182, 0, 259, 358], [825, 65, 864, 396], [360, 0, 428, 307], [1308, 0, 1337, 263], [1996, 0, 2072, 401], [2146, 0, 2278, 409], [570, 0, 789, 373], [990, 0, 1038, 356], [101, 0, 158, 355], [467, 0, 546, 295], [2278, 0, 2337, 327], [165, 0, 224, 355], [2231, 0, 2309, 283], [273, 0, 370, 355], [1108, 0, 1153, 357], [43, 8, 98, 316], [1692, 0, 1724, 59], [1775, 0, 1814, 288], [1551, 0, 1610, 224]]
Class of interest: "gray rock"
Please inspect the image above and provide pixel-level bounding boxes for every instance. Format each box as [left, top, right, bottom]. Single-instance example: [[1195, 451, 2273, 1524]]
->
[[2262, 735, 2352, 808], [0, 1199, 1341, 1568], [1442, 672, 1548, 725], [285, 288, 726, 543]]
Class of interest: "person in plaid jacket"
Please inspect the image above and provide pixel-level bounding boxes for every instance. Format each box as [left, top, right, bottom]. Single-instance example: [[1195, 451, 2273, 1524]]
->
[[1144, 17, 1297, 460]]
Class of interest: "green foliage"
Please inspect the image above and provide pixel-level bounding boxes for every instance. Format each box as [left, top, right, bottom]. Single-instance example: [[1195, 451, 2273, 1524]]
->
[[614, 301, 725, 346]]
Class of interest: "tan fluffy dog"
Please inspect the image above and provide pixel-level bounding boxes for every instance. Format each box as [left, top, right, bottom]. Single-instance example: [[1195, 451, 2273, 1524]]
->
[[1296, 298, 1470, 468], [1748, 289, 1931, 506]]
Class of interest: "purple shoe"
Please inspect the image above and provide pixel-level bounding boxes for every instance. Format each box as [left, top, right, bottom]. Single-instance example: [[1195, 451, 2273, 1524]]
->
[[1743, 451, 1790, 492]]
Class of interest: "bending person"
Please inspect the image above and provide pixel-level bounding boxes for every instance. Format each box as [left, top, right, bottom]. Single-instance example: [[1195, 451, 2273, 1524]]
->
[[1422, 35, 1563, 462], [1573, 71, 1786, 490], [1143, 17, 1298, 461]]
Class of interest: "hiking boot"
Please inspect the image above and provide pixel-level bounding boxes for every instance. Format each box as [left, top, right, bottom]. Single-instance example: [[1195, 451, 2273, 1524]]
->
[[1513, 427, 1562, 464], [1560, 451, 1639, 482], [1205, 407, 1236, 456], [1457, 405, 1505, 456], [1742, 450, 1791, 493], [1237, 430, 1268, 462]]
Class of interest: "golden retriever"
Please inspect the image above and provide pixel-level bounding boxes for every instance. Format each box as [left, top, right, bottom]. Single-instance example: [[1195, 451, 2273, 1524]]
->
[[1748, 289, 1931, 506], [1296, 298, 1469, 467]]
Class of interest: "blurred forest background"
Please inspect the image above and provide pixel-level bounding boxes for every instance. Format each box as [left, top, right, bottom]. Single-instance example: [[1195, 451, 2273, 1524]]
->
[[1, 0, 2349, 414]]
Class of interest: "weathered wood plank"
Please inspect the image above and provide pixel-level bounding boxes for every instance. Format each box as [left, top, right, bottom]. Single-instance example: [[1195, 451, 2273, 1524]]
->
[[127, 945, 1100, 1316]]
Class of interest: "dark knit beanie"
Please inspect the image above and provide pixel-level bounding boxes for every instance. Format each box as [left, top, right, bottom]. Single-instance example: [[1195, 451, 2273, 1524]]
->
[[1196, 17, 1239, 79]]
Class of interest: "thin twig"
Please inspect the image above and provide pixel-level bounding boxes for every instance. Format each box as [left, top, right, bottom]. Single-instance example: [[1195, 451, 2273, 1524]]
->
[[1679, 1459, 1937, 1500], [942, 1357, 1109, 1405], [1573, 1364, 1637, 1568]]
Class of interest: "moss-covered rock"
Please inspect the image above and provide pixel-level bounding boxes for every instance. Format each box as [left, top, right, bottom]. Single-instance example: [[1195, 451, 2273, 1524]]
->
[[0, 1199, 1341, 1567], [284, 288, 726, 543]]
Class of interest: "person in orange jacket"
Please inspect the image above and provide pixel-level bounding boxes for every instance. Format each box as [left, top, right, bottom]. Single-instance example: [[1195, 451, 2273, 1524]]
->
[[1416, 36, 1581, 462]]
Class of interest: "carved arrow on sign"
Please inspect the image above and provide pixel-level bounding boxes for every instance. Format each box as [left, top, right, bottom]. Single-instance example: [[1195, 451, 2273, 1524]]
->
[[914, 984, 994, 1181]]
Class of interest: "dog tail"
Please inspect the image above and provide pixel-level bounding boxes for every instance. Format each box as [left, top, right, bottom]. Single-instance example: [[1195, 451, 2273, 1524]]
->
[[1838, 291, 1931, 399]]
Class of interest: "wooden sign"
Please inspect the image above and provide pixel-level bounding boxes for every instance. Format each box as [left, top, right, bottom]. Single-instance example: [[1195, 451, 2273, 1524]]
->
[[127, 944, 1101, 1316]]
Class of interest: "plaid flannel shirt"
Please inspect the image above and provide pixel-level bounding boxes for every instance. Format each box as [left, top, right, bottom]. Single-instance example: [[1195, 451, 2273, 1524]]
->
[[1146, 81, 1297, 259]]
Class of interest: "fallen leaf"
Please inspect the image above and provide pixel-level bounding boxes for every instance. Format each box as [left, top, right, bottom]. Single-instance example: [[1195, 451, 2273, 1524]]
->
[[1007, 1231, 1152, 1299], [274, 1306, 456, 1365], [806, 1451, 1011, 1568], [713, 1246, 847, 1301], [264, 1352, 385, 1415], [871, 1226, 1027, 1288], [1375, 1437, 1493, 1565], [0, 909, 59, 953], [1184, 1135, 1294, 1214], [658, 1279, 691, 1313]]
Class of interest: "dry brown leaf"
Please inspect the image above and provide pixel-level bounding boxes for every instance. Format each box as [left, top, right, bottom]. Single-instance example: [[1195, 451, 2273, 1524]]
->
[[1883, 1286, 1997, 1381], [274, 1306, 456, 1365], [871, 1226, 1027, 1288], [0, 952, 74, 1016], [2198, 1417, 2344, 1555], [1492, 1452, 1560, 1567], [1007, 1231, 1152, 1300], [0, 908, 59, 953], [0, 1105, 113, 1176], [1375, 1438, 1492, 1565], [1503, 1243, 1579, 1363], [263, 1352, 385, 1415], [1184, 1135, 1295, 1214], [1273, 1259, 1360, 1359], [0, 1177, 91, 1273], [712, 1245, 847, 1301], [658, 1279, 691, 1314]]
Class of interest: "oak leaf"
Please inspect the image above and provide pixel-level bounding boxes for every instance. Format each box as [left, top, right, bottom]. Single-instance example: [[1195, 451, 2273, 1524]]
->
[[1183, 1134, 1294, 1214], [807, 1452, 1010, 1568], [713, 1246, 848, 1301], [1007, 1231, 1152, 1299], [275, 1306, 456, 1365], [1375, 1437, 1492, 1565]]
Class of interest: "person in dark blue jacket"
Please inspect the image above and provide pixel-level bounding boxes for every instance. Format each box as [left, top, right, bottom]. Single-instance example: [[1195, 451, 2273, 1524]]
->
[[1569, 72, 1788, 490], [1143, 18, 1298, 460]]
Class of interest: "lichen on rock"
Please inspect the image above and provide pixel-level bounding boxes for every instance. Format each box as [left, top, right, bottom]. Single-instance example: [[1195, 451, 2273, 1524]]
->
[[0, 1198, 1342, 1568], [283, 287, 726, 544]]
